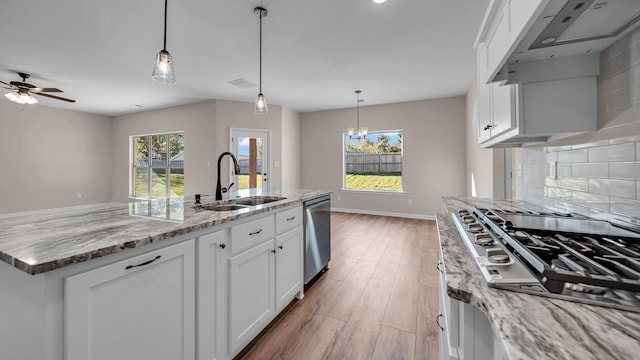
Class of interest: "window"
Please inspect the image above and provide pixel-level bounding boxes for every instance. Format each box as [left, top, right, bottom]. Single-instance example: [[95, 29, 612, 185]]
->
[[132, 132, 184, 199], [343, 130, 403, 192]]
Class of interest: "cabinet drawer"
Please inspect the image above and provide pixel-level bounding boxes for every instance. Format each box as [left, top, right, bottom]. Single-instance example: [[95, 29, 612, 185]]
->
[[231, 215, 275, 254], [276, 206, 302, 234]]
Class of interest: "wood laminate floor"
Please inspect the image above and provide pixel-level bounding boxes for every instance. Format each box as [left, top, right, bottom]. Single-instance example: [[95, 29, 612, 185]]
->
[[238, 212, 440, 360]]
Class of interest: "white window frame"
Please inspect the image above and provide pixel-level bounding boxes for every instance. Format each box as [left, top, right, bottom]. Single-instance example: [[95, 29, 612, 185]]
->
[[130, 131, 184, 200]]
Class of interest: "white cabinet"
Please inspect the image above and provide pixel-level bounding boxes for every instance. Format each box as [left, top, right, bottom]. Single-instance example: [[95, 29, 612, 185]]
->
[[197, 230, 226, 360], [477, 76, 597, 147], [480, 0, 546, 84], [65, 240, 196, 360], [275, 226, 303, 311], [226, 205, 304, 357], [228, 237, 276, 354]]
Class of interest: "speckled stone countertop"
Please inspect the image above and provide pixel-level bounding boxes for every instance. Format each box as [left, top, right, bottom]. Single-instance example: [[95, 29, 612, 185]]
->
[[438, 196, 640, 360], [0, 189, 330, 275]]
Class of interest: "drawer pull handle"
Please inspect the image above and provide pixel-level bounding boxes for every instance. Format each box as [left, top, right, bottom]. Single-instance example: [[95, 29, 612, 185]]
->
[[436, 314, 444, 331], [436, 262, 443, 273], [286, 216, 296, 221], [125, 255, 161, 270], [483, 124, 495, 131], [249, 229, 263, 236]]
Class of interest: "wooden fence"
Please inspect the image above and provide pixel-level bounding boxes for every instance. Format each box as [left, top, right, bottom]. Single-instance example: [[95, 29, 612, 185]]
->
[[345, 153, 402, 175]]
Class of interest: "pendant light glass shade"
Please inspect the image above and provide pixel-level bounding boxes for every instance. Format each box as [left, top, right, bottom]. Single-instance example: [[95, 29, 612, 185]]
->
[[254, 7, 268, 114], [5, 91, 38, 104], [152, 50, 176, 84], [152, 0, 176, 84], [348, 90, 367, 139], [255, 93, 268, 114]]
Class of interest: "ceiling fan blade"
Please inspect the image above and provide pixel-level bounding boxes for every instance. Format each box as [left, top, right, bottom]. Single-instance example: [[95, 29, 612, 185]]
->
[[30, 87, 63, 93], [0, 80, 15, 88], [35, 92, 76, 103]]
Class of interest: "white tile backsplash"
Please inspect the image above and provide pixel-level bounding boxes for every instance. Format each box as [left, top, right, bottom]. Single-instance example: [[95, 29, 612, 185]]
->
[[521, 26, 640, 223], [588, 143, 635, 162]]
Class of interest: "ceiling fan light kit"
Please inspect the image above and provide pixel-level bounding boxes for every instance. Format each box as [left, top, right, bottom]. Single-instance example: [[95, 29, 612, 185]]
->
[[5, 91, 37, 104], [254, 6, 268, 114], [152, 0, 176, 84]]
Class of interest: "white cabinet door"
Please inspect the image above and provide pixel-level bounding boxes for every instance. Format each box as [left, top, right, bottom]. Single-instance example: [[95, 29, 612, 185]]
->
[[275, 227, 303, 311], [477, 43, 493, 144], [197, 230, 226, 360], [228, 239, 275, 355], [65, 240, 196, 360], [490, 82, 515, 138]]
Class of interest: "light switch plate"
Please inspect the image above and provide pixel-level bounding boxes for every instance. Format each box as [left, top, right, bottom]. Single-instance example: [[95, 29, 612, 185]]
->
[[549, 161, 557, 179]]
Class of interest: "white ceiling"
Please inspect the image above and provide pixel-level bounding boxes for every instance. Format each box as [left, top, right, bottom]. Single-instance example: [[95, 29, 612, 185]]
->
[[0, 0, 489, 116]]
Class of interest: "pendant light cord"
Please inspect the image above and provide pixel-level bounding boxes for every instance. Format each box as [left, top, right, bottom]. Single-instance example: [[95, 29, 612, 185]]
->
[[163, 0, 168, 51], [259, 12, 263, 94]]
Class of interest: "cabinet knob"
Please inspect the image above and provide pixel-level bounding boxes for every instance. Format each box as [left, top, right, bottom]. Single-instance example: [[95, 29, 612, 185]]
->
[[271, 249, 276, 253], [436, 314, 444, 331], [219, 243, 226, 249], [278, 245, 283, 250]]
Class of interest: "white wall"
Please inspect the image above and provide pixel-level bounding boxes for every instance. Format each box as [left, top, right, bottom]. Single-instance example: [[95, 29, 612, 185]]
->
[[300, 97, 467, 218], [281, 106, 301, 189], [465, 82, 505, 199], [0, 102, 112, 213]]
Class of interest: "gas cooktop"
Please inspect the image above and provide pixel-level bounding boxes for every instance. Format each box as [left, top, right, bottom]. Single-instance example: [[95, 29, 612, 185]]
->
[[452, 207, 640, 313]]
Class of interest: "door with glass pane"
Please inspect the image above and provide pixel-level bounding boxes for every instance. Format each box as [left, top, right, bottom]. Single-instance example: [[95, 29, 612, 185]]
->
[[230, 129, 270, 191]]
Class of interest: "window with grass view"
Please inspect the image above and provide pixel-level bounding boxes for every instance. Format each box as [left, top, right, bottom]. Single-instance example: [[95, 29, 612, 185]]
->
[[132, 132, 184, 199], [344, 130, 403, 192]]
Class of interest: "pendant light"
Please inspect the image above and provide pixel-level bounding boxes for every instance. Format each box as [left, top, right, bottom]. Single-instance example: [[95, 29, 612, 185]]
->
[[348, 90, 368, 139], [254, 6, 268, 114], [152, 0, 176, 84]]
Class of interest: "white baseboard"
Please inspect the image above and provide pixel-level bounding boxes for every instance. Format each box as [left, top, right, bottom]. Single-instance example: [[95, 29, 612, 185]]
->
[[331, 207, 435, 221]]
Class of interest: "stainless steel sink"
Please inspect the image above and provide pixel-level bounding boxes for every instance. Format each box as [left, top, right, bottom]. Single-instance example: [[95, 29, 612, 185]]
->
[[234, 196, 286, 206], [195, 196, 286, 211]]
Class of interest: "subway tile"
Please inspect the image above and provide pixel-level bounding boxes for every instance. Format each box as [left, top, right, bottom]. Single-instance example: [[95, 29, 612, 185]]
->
[[545, 152, 558, 162], [546, 187, 572, 200], [609, 134, 640, 145], [609, 86, 633, 111], [637, 142, 640, 160], [610, 162, 640, 179], [557, 149, 588, 163], [572, 191, 610, 212], [557, 178, 589, 192], [637, 181, 640, 200], [611, 197, 640, 218], [557, 201, 590, 217], [545, 145, 571, 153], [571, 163, 609, 178], [588, 143, 635, 162], [570, 140, 609, 150], [557, 164, 572, 177], [597, 104, 635, 128], [588, 178, 637, 199]]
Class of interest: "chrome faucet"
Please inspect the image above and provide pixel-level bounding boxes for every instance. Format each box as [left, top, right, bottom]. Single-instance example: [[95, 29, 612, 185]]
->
[[216, 152, 241, 200]]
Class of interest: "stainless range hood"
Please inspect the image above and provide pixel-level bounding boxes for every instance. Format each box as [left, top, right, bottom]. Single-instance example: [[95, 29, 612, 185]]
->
[[509, 0, 640, 66], [530, 0, 640, 50]]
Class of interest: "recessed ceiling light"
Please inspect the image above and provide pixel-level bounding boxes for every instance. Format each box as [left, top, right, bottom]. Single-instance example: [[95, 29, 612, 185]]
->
[[373, 0, 387, 3]]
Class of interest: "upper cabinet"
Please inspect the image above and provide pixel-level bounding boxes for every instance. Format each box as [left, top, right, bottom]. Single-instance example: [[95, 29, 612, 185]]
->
[[475, 0, 640, 148]]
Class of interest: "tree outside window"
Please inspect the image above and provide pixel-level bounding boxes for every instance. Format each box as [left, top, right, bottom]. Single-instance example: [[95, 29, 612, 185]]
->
[[343, 130, 403, 192]]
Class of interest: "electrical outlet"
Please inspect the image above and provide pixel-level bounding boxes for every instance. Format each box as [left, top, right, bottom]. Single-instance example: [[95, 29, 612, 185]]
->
[[408, 198, 413, 205], [549, 161, 557, 180], [76, 193, 82, 199], [337, 194, 341, 201]]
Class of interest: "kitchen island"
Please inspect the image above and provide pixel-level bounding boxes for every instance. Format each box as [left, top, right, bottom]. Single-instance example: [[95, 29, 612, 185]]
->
[[0, 189, 330, 360], [437, 196, 640, 360]]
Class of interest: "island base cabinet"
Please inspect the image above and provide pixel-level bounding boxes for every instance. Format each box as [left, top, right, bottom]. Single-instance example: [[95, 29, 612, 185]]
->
[[64, 240, 196, 360], [228, 239, 275, 356], [275, 227, 303, 312], [197, 230, 226, 360]]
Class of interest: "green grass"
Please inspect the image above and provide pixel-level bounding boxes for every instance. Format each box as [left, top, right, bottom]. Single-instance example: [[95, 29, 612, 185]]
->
[[345, 174, 402, 191], [237, 174, 263, 190], [135, 173, 184, 198]]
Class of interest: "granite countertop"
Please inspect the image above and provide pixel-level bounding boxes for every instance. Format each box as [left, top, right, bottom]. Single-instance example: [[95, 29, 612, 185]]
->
[[438, 196, 640, 360], [0, 189, 330, 275]]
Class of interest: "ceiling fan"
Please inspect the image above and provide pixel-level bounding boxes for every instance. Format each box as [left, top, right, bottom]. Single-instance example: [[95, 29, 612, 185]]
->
[[1, 72, 75, 105]]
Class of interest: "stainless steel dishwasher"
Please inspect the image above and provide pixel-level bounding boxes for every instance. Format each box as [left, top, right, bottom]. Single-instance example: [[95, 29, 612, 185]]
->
[[303, 195, 331, 284]]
